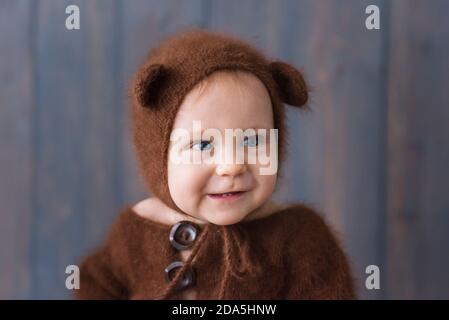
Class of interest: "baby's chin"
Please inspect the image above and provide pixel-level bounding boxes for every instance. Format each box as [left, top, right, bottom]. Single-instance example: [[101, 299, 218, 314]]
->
[[203, 213, 247, 226], [173, 196, 254, 225], [190, 207, 251, 226]]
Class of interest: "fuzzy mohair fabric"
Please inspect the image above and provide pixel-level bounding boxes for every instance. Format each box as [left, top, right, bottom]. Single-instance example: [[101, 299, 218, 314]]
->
[[130, 29, 309, 212], [75, 204, 356, 299]]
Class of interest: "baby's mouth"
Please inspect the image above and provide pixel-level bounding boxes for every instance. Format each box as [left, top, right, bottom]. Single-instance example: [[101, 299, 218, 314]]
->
[[207, 191, 246, 200]]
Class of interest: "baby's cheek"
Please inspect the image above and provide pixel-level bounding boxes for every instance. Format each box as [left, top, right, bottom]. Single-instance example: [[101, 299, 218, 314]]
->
[[187, 172, 207, 203], [253, 168, 277, 202], [168, 163, 209, 209]]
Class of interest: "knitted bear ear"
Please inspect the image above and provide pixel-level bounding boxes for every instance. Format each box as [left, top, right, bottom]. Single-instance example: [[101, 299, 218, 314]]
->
[[134, 64, 170, 108], [269, 61, 308, 107]]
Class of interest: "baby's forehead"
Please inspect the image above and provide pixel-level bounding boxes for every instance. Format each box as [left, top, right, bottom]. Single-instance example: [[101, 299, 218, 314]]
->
[[179, 70, 272, 111], [171, 70, 274, 131], [190, 70, 270, 99]]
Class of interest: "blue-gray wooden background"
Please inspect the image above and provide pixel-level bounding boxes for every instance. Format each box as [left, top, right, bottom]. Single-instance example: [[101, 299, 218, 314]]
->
[[1, 0, 448, 299]]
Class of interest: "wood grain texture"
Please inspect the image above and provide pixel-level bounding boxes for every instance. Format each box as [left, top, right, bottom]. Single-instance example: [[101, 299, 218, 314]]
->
[[0, 0, 34, 299], [31, 0, 123, 298], [386, 0, 449, 299]]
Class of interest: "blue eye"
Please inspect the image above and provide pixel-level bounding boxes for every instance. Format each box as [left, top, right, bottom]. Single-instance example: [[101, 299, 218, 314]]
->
[[243, 135, 259, 148], [192, 140, 212, 151]]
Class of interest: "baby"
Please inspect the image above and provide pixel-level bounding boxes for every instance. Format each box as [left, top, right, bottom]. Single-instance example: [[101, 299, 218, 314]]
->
[[75, 29, 356, 300]]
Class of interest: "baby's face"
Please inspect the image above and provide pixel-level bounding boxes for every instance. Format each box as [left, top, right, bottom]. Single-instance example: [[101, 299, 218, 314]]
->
[[167, 71, 277, 225]]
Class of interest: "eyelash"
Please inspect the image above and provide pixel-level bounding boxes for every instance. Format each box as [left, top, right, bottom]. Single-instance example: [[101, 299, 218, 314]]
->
[[191, 135, 260, 151], [243, 135, 259, 148], [191, 140, 213, 151]]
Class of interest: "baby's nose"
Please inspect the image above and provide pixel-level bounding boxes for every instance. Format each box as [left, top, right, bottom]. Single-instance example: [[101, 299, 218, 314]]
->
[[215, 163, 247, 176]]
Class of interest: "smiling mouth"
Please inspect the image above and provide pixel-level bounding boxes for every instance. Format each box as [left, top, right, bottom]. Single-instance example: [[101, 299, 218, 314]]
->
[[207, 191, 246, 200]]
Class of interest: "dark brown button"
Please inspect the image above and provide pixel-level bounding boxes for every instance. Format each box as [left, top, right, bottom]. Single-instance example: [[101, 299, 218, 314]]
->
[[164, 261, 196, 289], [169, 221, 199, 250]]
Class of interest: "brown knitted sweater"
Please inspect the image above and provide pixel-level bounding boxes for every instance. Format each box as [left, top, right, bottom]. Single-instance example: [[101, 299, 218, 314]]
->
[[75, 203, 356, 300]]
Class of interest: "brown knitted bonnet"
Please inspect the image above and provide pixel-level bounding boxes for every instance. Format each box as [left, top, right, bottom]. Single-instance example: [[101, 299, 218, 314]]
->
[[130, 29, 309, 213]]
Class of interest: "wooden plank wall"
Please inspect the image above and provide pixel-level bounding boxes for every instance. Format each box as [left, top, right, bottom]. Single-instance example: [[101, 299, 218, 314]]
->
[[0, 0, 448, 299], [386, 0, 449, 299]]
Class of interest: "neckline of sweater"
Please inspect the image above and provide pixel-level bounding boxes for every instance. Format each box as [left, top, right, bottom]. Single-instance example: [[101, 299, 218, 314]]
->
[[125, 203, 296, 231]]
